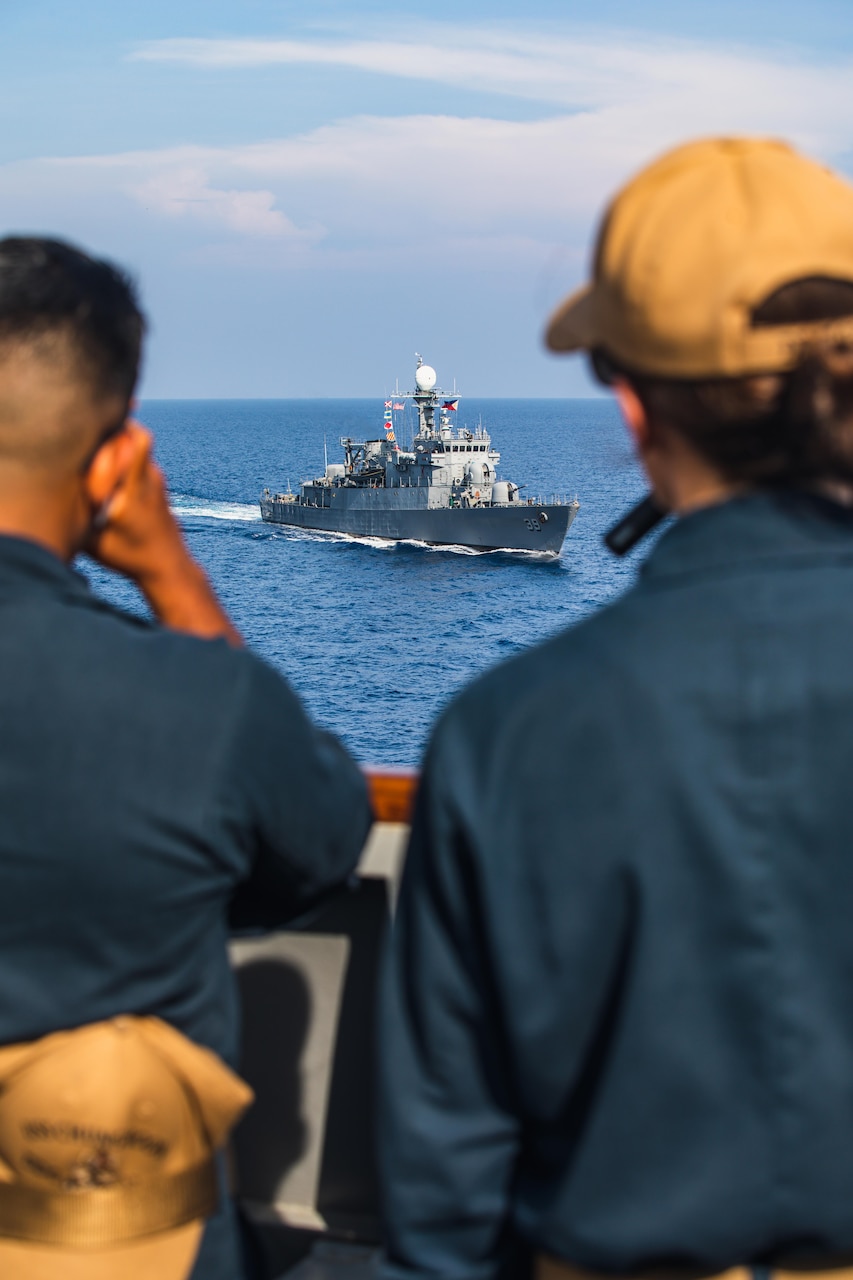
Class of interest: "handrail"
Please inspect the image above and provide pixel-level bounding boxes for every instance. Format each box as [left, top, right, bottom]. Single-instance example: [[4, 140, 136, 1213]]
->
[[364, 768, 419, 824]]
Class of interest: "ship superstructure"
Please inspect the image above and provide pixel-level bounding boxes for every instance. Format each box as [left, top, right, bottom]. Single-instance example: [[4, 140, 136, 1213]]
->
[[260, 358, 579, 554]]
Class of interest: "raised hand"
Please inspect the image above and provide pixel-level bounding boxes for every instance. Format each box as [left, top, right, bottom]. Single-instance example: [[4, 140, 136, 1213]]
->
[[85, 421, 242, 645]]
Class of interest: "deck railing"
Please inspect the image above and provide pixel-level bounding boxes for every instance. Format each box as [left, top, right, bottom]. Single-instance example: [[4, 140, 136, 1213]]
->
[[364, 767, 418, 824]]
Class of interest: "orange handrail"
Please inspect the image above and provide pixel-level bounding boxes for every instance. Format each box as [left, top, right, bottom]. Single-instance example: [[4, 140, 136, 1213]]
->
[[364, 769, 419, 824]]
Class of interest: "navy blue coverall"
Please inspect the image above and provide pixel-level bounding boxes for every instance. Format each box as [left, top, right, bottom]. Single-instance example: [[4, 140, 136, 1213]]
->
[[0, 535, 372, 1280], [381, 491, 853, 1280]]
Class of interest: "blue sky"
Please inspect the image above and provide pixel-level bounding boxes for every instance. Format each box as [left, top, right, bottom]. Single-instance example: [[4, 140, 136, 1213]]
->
[[2, 1, 853, 396]]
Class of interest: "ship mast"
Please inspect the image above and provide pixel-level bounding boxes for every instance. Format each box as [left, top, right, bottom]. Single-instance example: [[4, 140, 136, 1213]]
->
[[413, 353, 438, 437]]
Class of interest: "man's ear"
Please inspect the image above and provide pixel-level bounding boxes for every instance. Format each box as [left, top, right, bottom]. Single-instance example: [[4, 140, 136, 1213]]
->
[[84, 427, 136, 510]]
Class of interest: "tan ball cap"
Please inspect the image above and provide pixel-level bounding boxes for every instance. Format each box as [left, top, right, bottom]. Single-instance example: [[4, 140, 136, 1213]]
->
[[0, 1017, 253, 1280], [546, 137, 853, 378]]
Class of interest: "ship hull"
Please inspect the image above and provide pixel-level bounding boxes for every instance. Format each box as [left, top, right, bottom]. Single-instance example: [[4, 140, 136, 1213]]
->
[[259, 497, 577, 554]]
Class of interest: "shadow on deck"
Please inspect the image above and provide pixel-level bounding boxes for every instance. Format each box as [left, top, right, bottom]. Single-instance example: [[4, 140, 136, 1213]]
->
[[229, 769, 416, 1280]]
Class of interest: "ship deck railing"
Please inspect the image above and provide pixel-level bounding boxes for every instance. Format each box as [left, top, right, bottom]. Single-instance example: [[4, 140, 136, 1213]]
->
[[493, 493, 580, 507], [229, 768, 417, 1280]]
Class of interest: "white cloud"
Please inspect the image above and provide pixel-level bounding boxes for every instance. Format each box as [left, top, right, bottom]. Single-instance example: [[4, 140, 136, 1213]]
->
[[128, 166, 319, 240], [6, 25, 853, 274], [129, 28, 853, 129], [4, 20, 852, 392]]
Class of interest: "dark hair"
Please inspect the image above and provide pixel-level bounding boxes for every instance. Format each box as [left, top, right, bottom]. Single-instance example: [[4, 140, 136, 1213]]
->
[[592, 278, 853, 488], [0, 237, 145, 402]]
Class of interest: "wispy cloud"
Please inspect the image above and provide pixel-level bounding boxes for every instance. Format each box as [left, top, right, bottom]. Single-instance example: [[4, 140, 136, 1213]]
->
[[5, 18, 851, 393], [39, 115, 633, 251], [130, 35, 551, 99], [129, 166, 320, 240], [8, 25, 853, 268], [129, 27, 853, 125]]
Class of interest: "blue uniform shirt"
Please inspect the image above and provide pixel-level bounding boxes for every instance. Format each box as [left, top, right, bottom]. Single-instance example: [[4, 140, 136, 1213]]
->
[[380, 491, 853, 1280], [0, 535, 372, 1279]]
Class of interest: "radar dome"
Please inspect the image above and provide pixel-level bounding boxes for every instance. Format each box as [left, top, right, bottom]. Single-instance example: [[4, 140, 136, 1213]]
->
[[415, 364, 437, 391]]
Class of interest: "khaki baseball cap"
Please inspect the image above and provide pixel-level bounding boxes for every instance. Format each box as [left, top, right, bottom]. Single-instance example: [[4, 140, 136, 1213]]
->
[[546, 137, 853, 378], [0, 1016, 253, 1280]]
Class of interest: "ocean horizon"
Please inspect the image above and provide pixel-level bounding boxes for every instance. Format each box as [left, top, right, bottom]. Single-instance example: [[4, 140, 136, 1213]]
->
[[84, 397, 648, 766]]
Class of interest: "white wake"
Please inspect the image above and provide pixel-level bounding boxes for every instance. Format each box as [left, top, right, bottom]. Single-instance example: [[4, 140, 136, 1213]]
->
[[171, 495, 261, 523]]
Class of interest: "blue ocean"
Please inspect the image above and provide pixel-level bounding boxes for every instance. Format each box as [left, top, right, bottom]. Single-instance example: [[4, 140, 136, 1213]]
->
[[84, 399, 648, 766]]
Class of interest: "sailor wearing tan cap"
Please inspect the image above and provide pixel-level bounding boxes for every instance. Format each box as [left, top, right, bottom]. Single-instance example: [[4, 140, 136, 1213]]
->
[[380, 139, 853, 1280], [0, 238, 372, 1279]]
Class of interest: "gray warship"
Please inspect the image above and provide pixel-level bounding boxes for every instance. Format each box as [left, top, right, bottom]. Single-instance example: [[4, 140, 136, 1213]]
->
[[260, 358, 579, 554]]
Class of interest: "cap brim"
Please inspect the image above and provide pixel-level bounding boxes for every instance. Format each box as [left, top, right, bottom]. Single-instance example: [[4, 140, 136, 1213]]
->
[[545, 283, 597, 353], [0, 1219, 203, 1280]]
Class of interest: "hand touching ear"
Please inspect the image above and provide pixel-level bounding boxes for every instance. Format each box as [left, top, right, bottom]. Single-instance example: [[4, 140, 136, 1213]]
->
[[85, 422, 176, 575], [84, 421, 242, 646]]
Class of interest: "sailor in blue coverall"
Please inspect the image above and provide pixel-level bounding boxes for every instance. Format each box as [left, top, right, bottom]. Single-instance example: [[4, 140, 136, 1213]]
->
[[380, 139, 853, 1280], [0, 237, 372, 1280]]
